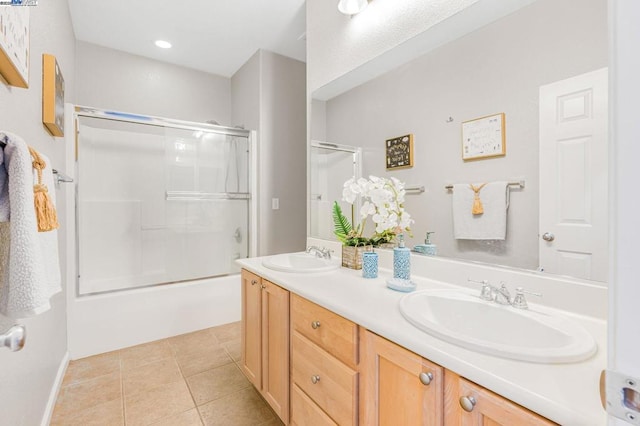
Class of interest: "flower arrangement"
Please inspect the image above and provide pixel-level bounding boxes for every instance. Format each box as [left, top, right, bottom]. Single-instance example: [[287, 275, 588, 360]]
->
[[333, 176, 413, 247]]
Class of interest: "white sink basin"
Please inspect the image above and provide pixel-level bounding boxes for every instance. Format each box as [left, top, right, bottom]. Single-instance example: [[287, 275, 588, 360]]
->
[[262, 252, 340, 273], [399, 289, 597, 363]]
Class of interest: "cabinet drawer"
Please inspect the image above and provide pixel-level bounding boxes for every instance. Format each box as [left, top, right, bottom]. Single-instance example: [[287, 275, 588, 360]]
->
[[291, 384, 338, 426], [292, 332, 358, 426], [291, 294, 358, 368]]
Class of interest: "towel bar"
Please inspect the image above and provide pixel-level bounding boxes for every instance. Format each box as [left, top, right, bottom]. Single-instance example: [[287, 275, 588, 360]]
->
[[406, 186, 425, 194], [445, 180, 525, 191]]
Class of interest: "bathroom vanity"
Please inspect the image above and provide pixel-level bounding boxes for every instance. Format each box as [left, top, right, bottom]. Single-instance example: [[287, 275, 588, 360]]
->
[[237, 253, 606, 425]]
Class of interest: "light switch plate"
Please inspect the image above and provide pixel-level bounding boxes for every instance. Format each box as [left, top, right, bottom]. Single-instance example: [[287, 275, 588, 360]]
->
[[272, 198, 279, 210]]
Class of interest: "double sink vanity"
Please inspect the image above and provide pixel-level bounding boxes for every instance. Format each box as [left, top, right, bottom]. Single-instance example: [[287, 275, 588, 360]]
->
[[237, 245, 606, 425]]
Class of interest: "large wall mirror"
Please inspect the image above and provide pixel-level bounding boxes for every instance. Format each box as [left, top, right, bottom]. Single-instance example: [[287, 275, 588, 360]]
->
[[309, 0, 608, 283]]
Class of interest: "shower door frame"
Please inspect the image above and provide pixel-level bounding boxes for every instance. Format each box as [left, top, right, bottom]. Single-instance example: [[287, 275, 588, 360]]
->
[[308, 140, 362, 241], [73, 106, 257, 297]]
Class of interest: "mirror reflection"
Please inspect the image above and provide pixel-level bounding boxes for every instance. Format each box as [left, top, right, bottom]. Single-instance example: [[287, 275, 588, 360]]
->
[[309, 0, 608, 282]]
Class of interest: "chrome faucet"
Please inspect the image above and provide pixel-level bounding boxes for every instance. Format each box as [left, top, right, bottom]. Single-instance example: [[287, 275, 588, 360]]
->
[[493, 282, 512, 305], [306, 246, 332, 259], [467, 279, 541, 309]]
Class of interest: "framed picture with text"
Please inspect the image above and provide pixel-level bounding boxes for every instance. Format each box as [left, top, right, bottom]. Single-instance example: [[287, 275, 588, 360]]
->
[[386, 134, 413, 170], [462, 113, 506, 161]]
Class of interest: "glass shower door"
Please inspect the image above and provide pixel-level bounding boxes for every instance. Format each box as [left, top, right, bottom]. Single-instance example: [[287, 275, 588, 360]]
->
[[77, 116, 250, 295]]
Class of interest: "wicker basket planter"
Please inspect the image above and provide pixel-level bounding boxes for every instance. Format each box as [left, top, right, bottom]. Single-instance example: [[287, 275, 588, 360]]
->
[[341, 245, 372, 270]]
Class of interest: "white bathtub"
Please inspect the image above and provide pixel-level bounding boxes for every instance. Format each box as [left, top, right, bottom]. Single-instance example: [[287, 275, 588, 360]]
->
[[66, 275, 241, 359]]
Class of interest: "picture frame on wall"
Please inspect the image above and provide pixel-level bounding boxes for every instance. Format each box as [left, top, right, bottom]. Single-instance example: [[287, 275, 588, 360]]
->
[[0, 6, 30, 88], [386, 134, 413, 170], [461, 113, 506, 161], [42, 53, 64, 136]]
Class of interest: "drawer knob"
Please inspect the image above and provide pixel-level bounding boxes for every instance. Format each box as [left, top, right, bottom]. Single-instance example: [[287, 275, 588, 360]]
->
[[419, 372, 433, 386], [311, 321, 321, 329], [251, 279, 258, 286], [459, 395, 477, 412], [311, 375, 321, 384]]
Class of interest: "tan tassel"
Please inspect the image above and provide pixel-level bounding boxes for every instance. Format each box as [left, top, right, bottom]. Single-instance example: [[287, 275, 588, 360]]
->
[[28, 147, 59, 232], [470, 183, 488, 215]]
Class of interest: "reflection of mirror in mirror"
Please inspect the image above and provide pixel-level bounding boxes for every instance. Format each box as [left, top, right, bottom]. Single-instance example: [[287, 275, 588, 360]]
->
[[309, 141, 361, 241], [310, 0, 608, 281]]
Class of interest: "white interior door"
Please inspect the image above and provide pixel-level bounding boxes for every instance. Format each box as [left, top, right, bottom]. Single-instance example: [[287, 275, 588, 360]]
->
[[539, 68, 608, 282]]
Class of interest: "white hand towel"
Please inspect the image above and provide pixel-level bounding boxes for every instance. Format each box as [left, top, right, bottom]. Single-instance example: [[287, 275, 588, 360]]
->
[[0, 132, 61, 318], [452, 181, 509, 240]]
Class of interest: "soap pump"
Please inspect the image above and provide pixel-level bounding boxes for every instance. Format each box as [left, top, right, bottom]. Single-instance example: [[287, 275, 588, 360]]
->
[[415, 232, 437, 256], [393, 234, 411, 280]]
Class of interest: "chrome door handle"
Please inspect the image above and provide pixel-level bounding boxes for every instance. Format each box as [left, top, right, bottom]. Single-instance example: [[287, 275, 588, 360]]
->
[[542, 232, 555, 242]]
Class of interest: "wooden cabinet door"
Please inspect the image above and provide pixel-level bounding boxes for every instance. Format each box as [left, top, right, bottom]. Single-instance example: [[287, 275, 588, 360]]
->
[[261, 279, 290, 424], [444, 371, 557, 426], [241, 270, 262, 388], [360, 329, 444, 426]]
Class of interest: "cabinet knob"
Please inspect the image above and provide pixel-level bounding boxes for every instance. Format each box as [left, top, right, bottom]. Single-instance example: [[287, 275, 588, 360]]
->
[[311, 321, 321, 329], [459, 395, 477, 412], [251, 279, 258, 286], [419, 372, 433, 386], [311, 375, 321, 384], [261, 284, 266, 289]]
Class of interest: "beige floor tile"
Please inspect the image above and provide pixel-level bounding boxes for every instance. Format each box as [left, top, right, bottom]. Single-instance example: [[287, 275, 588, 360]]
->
[[51, 398, 123, 426], [149, 408, 203, 426], [53, 372, 122, 419], [123, 357, 183, 396], [210, 321, 241, 344], [198, 388, 275, 426], [62, 351, 120, 387], [177, 345, 234, 378], [259, 418, 286, 426], [125, 380, 195, 426], [120, 339, 174, 371], [168, 328, 221, 358], [222, 338, 241, 362], [186, 363, 251, 406]]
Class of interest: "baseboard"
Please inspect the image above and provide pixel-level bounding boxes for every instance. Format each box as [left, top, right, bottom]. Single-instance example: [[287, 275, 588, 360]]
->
[[41, 351, 70, 426]]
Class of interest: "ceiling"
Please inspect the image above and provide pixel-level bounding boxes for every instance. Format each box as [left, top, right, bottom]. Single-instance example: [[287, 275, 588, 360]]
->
[[67, 0, 307, 78]]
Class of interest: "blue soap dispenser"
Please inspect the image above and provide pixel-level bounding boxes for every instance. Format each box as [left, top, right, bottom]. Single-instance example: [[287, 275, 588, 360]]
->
[[423, 232, 437, 256], [393, 234, 411, 280]]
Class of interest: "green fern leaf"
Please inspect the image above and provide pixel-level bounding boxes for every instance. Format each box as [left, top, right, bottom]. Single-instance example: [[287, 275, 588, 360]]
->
[[332, 201, 352, 243]]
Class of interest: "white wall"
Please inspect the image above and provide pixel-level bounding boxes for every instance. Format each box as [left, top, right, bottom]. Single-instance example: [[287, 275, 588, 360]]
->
[[75, 41, 232, 125], [314, 0, 607, 270], [306, 0, 481, 92], [0, 1, 75, 424], [232, 50, 307, 256]]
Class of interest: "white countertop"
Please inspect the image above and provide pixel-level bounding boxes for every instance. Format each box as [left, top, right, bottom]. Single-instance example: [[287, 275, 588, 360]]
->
[[237, 255, 607, 426]]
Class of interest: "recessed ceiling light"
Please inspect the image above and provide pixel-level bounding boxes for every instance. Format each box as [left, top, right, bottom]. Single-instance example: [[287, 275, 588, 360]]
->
[[155, 40, 172, 49]]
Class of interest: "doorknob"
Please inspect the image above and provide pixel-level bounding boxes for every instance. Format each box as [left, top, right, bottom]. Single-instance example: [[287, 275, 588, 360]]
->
[[542, 232, 555, 242]]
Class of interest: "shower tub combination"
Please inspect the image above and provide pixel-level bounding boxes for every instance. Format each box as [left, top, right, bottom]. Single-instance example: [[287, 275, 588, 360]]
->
[[65, 106, 256, 358]]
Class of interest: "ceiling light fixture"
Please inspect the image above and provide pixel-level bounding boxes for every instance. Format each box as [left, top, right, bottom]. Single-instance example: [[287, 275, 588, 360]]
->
[[338, 0, 368, 15], [155, 40, 172, 49]]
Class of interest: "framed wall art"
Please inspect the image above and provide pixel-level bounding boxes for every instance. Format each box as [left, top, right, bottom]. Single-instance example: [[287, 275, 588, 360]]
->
[[386, 134, 413, 170], [42, 53, 64, 136], [0, 6, 30, 88], [461, 113, 505, 161]]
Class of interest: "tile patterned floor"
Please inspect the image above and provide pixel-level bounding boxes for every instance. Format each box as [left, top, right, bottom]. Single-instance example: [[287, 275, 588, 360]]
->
[[51, 322, 284, 426]]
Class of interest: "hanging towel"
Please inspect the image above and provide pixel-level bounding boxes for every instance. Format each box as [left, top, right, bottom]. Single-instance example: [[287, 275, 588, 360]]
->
[[0, 131, 61, 318], [452, 181, 509, 240]]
